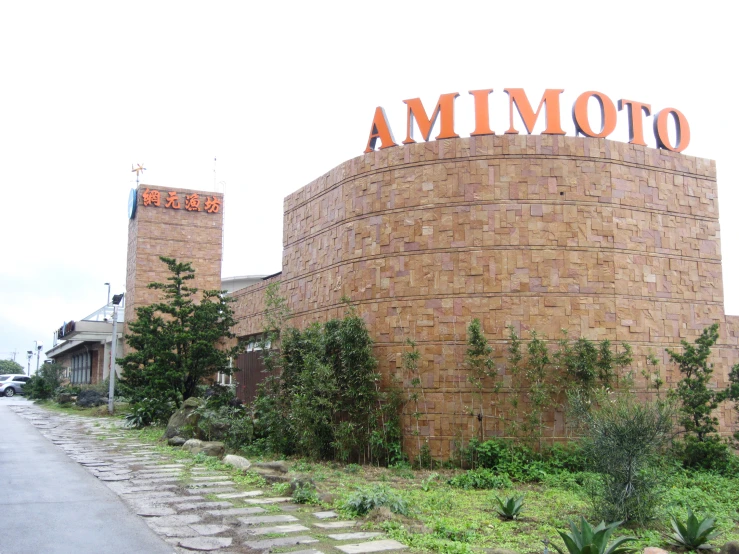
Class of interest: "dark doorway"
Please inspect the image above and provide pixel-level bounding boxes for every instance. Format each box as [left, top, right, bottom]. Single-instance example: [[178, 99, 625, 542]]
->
[[233, 348, 268, 403]]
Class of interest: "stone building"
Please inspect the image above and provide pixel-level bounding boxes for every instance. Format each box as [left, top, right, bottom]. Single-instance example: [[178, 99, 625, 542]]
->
[[230, 134, 739, 458]]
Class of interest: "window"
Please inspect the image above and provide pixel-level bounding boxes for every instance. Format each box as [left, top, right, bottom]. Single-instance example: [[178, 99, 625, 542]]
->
[[71, 352, 92, 384]]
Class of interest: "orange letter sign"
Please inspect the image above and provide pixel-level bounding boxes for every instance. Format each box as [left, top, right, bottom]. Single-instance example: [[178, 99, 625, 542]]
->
[[618, 99, 651, 146], [504, 89, 565, 135], [573, 91, 617, 138], [364, 107, 398, 153], [469, 89, 494, 136], [402, 92, 460, 144], [653, 108, 690, 153]]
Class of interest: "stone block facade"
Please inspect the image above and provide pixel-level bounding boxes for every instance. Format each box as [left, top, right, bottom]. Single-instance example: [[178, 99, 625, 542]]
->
[[125, 185, 224, 351], [232, 135, 738, 458]]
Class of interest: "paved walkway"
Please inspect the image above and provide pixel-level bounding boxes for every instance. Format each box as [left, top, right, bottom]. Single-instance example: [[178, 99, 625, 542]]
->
[[7, 401, 409, 554], [0, 400, 176, 554]]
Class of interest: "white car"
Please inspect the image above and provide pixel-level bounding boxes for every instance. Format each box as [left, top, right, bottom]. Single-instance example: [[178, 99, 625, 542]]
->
[[0, 374, 30, 397]]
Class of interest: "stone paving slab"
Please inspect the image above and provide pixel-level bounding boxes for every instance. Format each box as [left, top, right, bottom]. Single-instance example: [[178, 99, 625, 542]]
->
[[176, 501, 234, 511], [148, 514, 203, 527], [244, 496, 291, 504], [187, 481, 236, 488], [312, 510, 337, 519], [189, 524, 231, 536], [245, 524, 310, 535], [216, 491, 263, 499], [328, 532, 384, 541], [178, 536, 233, 551], [154, 525, 200, 538], [238, 514, 299, 526], [285, 550, 325, 554], [335, 540, 408, 554], [186, 487, 236, 495], [243, 536, 318, 550], [313, 521, 358, 529], [136, 505, 178, 516], [206, 507, 265, 516]]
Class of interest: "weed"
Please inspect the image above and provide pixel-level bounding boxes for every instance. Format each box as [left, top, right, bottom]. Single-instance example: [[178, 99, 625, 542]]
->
[[448, 469, 512, 490], [344, 485, 409, 517]]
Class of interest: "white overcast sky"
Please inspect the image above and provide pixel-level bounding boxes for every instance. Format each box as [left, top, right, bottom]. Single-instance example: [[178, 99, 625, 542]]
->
[[1, 1, 737, 364]]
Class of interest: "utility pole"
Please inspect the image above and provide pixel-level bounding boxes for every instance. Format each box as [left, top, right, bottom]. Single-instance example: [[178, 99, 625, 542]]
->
[[26, 351, 32, 376], [108, 293, 124, 414], [35, 341, 43, 374]]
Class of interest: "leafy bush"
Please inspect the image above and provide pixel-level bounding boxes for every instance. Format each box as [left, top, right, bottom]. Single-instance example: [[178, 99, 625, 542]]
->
[[447, 468, 512, 490], [672, 436, 737, 474], [23, 362, 66, 400], [344, 485, 409, 516], [494, 494, 525, 520], [666, 508, 720, 551], [124, 398, 175, 428], [552, 518, 636, 554], [292, 482, 320, 505]]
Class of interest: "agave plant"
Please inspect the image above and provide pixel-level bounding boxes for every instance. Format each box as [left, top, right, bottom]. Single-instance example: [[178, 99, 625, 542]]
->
[[552, 517, 636, 554], [666, 508, 720, 551], [494, 494, 525, 520]]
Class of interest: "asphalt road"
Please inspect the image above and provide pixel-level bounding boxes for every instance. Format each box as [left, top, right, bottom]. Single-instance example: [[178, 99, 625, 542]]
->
[[0, 397, 176, 554]]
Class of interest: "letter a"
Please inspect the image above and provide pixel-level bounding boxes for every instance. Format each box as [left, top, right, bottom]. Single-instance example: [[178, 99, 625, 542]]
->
[[364, 107, 398, 153]]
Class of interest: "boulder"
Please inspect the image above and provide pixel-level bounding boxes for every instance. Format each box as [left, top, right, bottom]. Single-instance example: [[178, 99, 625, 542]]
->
[[57, 393, 73, 404], [77, 390, 106, 408], [182, 439, 225, 458], [164, 397, 204, 439], [720, 542, 739, 554], [254, 461, 289, 474], [223, 454, 251, 471], [168, 436, 187, 447]]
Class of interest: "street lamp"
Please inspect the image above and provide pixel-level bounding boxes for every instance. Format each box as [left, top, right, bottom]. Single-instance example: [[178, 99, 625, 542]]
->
[[26, 350, 32, 376], [104, 282, 110, 306], [108, 292, 124, 414], [34, 341, 43, 374]]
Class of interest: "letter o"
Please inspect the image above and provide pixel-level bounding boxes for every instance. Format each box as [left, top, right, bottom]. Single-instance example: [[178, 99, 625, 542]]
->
[[653, 108, 690, 153], [572, 91, 617, 138]]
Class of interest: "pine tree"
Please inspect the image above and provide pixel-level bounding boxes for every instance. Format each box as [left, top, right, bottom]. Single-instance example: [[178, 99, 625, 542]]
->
[[119, 256, 242, 411]]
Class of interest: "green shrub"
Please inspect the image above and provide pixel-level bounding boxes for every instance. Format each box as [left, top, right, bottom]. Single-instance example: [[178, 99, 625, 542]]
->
[[292, 482, 320, 505], [447, 468, 512, 490], [124, 398, 175, 428], [666, 508, 720, 551], [552, 518, 636, 554], [344, 485, 409, 516], [23, 362, 65, 400], [576, 391, 674, 523], [672, 436, 736, 474]]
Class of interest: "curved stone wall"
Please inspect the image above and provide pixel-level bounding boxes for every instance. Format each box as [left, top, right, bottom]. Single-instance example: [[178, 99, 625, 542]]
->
[[234, 134, 738, 457]]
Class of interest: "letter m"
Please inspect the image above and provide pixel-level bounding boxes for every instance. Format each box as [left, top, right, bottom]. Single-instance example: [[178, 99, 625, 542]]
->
[[504, 89, 565, 135], [402, 92, 460, 144]]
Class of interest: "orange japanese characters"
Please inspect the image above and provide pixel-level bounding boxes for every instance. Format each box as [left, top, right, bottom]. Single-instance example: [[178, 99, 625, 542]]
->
[[185, 193, 200, 211], [165, 191, 181, 209], [205, 196, 221, 213], [142, 188, 161, 207]]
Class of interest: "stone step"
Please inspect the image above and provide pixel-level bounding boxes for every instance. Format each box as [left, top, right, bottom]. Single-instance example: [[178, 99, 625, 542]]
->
[[178, 536, 233, 551], [336, 540, 408, 554], [312, 510, 337, 519], [238, 514, 299, 526], [244, 496, 292, 504], [206, 507, 266, 517], [246, 524, 311, 535], [215, 490, 263, 499], [243, 536, 319, 550], [328, 533, 384, 541], [314, 521, 357, 529]]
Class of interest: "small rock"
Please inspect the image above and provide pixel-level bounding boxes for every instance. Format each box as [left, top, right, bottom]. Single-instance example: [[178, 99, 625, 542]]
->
[[168, 436, 187, 446], [254, 461, 288, 473], [223, 454, 251, 471], [182, 439, 225, 458], [719, 543, 739, 554]]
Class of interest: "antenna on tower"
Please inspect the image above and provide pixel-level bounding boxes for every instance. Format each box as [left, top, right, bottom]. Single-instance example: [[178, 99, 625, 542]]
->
[[132, 163, 146, 185]]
